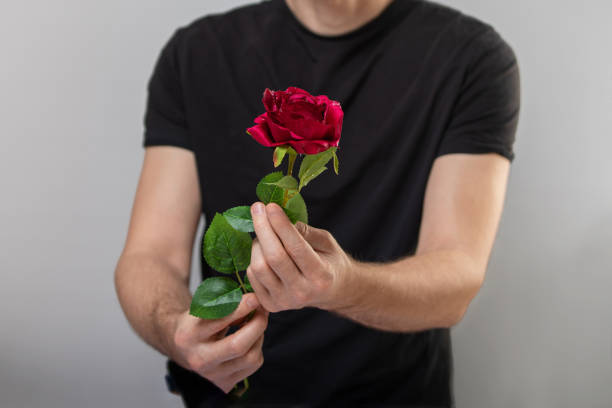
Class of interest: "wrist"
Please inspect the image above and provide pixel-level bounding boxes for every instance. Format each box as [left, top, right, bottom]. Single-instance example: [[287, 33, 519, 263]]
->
[[154, 307, 186, 360], [325, 255, 366, 313]]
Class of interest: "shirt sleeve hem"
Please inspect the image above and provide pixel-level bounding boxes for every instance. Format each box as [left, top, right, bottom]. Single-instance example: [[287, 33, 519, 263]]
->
[[143, 136, 193, 151], [435, 142, 515, 162]]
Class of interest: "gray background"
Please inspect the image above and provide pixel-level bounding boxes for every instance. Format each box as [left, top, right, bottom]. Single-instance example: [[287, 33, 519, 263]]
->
[[1, 0, 610, 407]]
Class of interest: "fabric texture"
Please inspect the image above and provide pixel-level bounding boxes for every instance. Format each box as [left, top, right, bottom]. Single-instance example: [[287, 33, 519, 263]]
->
[[142, 0, 520, 406]]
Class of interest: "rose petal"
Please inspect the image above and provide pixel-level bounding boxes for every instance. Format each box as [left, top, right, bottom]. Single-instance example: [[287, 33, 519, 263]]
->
[[288, 129, 306, 140], [254, 113, 268, 124], [269, 110, 299, 125], [288, 139, 331, 155], [286, 86, 310, 96], [290, 117, 335, 141], [247, 123, 276, 147], [263, 88, 276, 112], [252, 87, 343, 154], [268, 112, 309, 140], [285, 101, 325, 121], [324, 102, 344, 143], [314, 95, 331, 105], [266, 118, 295, 143]]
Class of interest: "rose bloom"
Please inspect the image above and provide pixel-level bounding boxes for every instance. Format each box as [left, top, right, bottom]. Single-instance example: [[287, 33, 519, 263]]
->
[[246, 87, 343, 155]]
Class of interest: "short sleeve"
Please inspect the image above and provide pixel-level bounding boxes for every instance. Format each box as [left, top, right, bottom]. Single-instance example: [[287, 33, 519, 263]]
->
[[437, 27, 520, 161], [142, 29, 192, 150]]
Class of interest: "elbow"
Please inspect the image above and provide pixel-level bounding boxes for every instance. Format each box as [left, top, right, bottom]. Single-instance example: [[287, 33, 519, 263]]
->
[[440, 265, 485, 328], [441, 302, 470, 328]]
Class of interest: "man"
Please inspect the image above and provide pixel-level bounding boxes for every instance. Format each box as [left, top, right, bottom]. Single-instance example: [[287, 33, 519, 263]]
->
[[115, 0, 519, 406]]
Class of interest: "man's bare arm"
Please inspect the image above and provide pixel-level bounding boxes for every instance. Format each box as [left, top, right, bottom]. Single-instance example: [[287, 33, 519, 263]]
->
[[114, 146, 269, 393], [247, 153, 510, 333], [114, 146, 202, 358], [330, 153, 511, 331]]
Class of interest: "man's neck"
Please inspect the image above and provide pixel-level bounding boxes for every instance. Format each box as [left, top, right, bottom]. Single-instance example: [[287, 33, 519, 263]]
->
[[284, 0, 394, 37]]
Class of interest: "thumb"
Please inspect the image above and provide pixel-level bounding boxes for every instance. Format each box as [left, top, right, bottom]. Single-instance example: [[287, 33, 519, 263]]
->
[[295, 222, 334, 252]]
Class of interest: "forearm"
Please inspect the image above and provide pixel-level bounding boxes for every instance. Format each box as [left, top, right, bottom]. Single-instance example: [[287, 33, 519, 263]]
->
[[330, 249, 483, 332], [114, 251, 191, 358]]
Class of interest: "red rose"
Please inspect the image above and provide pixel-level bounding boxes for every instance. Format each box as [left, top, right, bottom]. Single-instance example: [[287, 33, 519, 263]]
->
[[246, 87, 343, 155]]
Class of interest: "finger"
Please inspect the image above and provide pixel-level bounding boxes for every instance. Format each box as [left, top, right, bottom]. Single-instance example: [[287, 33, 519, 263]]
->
[[198, 293, 260, 339], [215, 333, 264, 378], [251, 238, 284, 292], [227, 359, 264, 387], [251, 202, 302, 283], [214, 326, 231, 341], [295, 221, 336, 253], [208, 306, 268, 363], [266, 203, 323, 275], [247, 266, 279, 313]]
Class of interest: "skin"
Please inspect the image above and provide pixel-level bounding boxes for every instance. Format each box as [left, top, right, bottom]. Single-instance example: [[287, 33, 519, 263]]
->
[[285, 0, 395, 36], [115, 146, 268, 394], [249, 153, 510, 331], [114, 0, 511, 394]]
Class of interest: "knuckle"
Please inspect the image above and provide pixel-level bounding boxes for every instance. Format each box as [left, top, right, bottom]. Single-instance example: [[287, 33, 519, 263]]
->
[[187, 354, 206, 373], [173, 326, 190, 348], [286, 242, 303, 257], [229, 339, 247, 357], [323, 230, 335, 244], [252, 257, 268, 272], [267, 253, 285, 267], [314, 276, 332, 292], [246, 349, 260, 366], [292, 289, 309, 306], [296, 222, 311, 237]]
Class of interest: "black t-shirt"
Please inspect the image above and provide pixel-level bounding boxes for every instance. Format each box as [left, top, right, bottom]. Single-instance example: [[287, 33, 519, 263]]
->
[[143, 0, 520, 406]]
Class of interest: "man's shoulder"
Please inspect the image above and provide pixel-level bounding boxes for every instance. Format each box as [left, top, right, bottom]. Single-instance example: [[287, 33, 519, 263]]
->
[[410, 1, 515, 65], [414, 0, 494, 37]]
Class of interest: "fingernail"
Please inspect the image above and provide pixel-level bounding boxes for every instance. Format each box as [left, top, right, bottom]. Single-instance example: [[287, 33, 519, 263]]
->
[[247, 296, 258, 308], [267, 202, 283, 214], [252, 202, 264, 215]]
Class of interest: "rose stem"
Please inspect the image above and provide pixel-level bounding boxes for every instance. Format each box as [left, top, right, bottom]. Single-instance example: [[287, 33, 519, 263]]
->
[[232, 266, 250, 397], [282, 150, 298, 206], [235, 269, 248, 294], [287, 150, 297, 177], [232, 377, 249, 397]]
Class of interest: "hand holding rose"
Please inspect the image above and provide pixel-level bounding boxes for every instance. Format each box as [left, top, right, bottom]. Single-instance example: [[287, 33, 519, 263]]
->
[[171, 294, 268, 394], [247, 202, 355, 312]]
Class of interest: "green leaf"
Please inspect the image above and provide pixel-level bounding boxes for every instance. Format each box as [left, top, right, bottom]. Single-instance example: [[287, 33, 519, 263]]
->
[[256, 171, 285, 205], [256, 172, 306, 224], [298, 166, 327, 191], [190, 277, 242, 319], [273, 146, 289, 168], [332, 150, 339, 175], [283, 191, 308, 224], [298, 147, 337, 191], [264, 175, 298, 191], [203, 213, 252, 274], [223, 206, 254, 233]]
